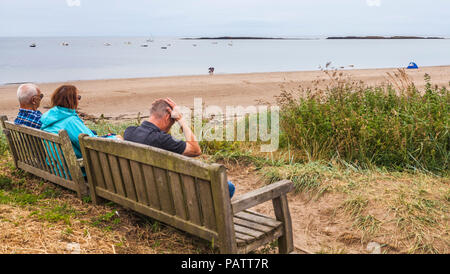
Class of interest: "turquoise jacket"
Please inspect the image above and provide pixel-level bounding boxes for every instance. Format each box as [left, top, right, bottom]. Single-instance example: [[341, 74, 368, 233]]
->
[[40, 106, 96, 159]]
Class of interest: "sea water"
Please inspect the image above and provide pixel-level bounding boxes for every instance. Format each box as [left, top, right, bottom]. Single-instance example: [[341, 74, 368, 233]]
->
[[1, 36, 449, 85]]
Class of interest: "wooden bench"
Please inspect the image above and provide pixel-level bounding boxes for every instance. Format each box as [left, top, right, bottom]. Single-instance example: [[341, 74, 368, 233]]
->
[[79, 134, 294, 253], [0, 115, 87, 198]]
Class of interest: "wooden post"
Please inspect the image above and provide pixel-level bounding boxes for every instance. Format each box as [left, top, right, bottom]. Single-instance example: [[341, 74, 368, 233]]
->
[[209, 164, 237, 254], [59, 130, 87, 198], [0, 116, 19, 168], [78, 134, 98, 203], [272, 194, 294, 253]]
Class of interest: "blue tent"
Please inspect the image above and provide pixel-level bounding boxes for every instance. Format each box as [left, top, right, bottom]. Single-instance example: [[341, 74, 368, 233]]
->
[[407, 62, 419, 69]]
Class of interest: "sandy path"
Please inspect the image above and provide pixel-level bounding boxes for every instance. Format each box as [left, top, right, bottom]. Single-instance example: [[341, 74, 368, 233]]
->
[[1, 66, 449, 120]]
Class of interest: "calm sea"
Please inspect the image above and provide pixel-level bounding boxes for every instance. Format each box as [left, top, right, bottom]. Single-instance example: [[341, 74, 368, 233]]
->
[[1, 37, 449, 85]]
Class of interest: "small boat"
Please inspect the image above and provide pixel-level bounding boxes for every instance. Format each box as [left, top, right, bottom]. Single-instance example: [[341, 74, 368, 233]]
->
[[161, 46, 167, 49], [193, 44, 197, 47], [61, 42, 69, 46], [29, 43, 36, 48], [141, 44, 149, 47], [124, 41, 132, 45], [104, 43, 111, 46], [147, 38, 154, 42]]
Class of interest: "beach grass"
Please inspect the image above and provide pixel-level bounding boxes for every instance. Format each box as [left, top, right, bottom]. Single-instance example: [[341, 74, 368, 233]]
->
[[275, 69, 449, 175]]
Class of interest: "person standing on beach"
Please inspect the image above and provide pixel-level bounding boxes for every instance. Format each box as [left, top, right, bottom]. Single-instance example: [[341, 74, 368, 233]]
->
[[124, 98, 236, 198], [14, 83, 44, 129]]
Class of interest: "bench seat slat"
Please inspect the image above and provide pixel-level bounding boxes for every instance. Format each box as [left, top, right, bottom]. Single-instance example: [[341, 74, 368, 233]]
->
[[234, 210, 281, 228], [233, 217, 274, 233], [233, 212, 283, 249]]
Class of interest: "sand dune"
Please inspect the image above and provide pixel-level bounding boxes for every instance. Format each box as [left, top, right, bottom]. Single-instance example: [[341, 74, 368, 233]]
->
[[1, 66, 449, 120]]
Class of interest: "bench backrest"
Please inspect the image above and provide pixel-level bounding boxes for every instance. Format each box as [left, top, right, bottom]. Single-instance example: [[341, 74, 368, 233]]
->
[[79, 134, 236, 249], [0, 115, 87, 198]]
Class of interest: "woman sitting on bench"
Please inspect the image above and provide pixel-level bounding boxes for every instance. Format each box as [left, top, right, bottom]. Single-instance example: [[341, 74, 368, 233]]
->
[[40, 85, 123, 159]]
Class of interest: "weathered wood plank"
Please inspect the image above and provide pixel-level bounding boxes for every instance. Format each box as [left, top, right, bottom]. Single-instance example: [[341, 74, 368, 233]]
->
[[22, 133, 39, 168], [130, 161, 149, 205], [153, 167, 175, 215], [0, 117, 19, 167], [59, 130, 87, 197], [28, 135, 44, 169], [17, 162, 78, 192], [231, 180, 293, 214], [81, 138, 211, 180], [39, 139, 55, 176], [141, 165, 160, 209], [233, 217, 274, 233], [107, 154, 126, 196], [209, 164, 237, 253], [234, 211, 281, 228], [79, 135, 99, 204], [118, 158, 138, 201], [16, 131, 33, 166], [3, 121, 61, 143], [168, 171, 187, 220], [46, 141, 63, 177], [236, 226, 283, 254], [181, 175, 202, 226], [30, 135, 50, 173], [9, 130, 25, 163], [234, 224, 265, 238], [88, 149, 106, 189], [98, 152, 116, 193], [55, 144, 71, 180], [95, 187, 219, 242], [197, 179, 217, 231], [2, 128, 19, 167], [235, 232, 254, 242], [272, 195, 294, 253]]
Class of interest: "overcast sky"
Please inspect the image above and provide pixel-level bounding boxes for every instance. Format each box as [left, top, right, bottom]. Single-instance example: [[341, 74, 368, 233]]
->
[[1, 0, 449, 37]]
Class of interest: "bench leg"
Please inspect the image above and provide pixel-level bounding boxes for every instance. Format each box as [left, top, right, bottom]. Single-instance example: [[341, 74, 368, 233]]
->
[[272, 195, 294, 253]]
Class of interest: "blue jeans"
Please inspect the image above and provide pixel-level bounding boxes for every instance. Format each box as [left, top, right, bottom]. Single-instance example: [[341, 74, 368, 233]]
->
[[228, 181, 235, 198]]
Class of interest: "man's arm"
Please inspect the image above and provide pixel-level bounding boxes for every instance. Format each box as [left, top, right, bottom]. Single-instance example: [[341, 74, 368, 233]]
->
[[165, 98, 202, 157], [177, 117, 201, 157]]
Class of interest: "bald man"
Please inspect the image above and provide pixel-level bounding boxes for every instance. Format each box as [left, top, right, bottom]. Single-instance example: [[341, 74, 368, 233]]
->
[[14, 83, 44, 129]]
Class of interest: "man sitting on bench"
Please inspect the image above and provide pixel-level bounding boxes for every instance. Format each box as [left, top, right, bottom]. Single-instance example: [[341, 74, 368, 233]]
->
[[14, 83, 44, 129], [124, 98, 235, 198]]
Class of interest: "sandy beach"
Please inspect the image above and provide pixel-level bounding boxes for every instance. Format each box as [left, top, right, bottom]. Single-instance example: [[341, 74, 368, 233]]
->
[[1, 65, 449, 120]]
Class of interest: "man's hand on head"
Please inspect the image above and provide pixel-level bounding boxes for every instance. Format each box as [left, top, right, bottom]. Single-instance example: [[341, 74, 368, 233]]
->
[[165, 98, 183, 121], [165, 98, 177, 109], [167, 106, 183, 121]]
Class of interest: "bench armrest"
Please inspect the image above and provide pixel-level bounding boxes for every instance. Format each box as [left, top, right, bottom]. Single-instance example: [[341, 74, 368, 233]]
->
[[77, 158, 84, 168], [231, 180, 293, 214]]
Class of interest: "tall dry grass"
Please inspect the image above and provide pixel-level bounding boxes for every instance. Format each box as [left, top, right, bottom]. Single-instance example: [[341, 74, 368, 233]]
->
[[276, 67, 449, 175]]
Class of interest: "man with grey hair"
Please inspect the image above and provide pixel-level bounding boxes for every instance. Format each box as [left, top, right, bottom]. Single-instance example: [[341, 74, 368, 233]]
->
[[14, 83, 44, 129]]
